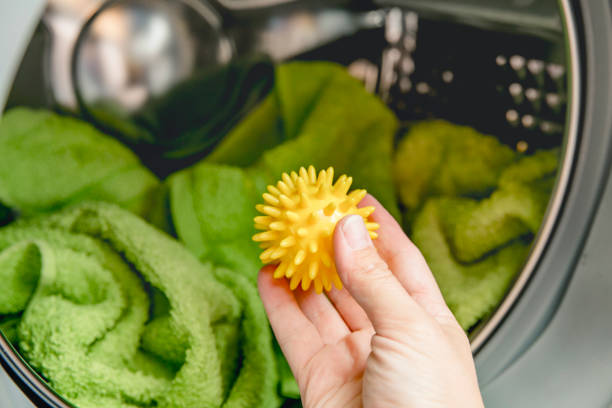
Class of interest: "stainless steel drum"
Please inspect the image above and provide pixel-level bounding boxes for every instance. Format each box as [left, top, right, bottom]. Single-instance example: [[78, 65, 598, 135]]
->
[[2, 1, 612, 407]]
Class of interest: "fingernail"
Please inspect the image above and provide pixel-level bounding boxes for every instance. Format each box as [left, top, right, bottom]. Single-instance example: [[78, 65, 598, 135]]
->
[[342, 215, 372, 250]]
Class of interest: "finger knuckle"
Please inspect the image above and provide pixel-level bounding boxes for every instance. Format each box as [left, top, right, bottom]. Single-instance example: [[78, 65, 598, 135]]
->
[[353, 249, 390, 278]]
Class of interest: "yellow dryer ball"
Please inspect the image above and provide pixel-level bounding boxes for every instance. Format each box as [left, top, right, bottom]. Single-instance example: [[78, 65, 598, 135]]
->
[[253, 166, 379, 294]]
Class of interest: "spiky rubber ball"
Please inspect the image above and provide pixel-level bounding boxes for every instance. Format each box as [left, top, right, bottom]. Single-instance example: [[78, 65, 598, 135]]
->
[[253, 166, 379, 293]]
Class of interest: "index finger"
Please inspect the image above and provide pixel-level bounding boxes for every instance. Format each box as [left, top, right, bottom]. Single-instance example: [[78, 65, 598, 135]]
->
[[360, 195, 454, 321]]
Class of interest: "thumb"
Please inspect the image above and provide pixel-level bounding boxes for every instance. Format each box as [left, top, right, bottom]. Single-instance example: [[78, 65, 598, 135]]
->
[[334, 215, 425, 336]]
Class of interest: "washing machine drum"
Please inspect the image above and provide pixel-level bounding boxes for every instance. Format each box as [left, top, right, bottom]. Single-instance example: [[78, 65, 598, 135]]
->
[[0, 0, 609, 407]]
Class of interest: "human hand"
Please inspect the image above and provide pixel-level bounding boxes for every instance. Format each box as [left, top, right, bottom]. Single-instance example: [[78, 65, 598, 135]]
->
[[257, 195, 484, 408]]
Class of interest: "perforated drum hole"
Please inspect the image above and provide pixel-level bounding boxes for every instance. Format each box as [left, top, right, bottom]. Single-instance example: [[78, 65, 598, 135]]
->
[[416, 82, 430, 94], [521, 114, 536, 128], [441, 70, 454, 83], [496, 55, 507, 66], [401, 57, 414, 74], [506, 109, 519, 125], [509, 55, 526, 71], [509, 82, 523, 96], [546, 93, 561, 108], [540, 121, 561, 134], [516, 140, 528, 152], [403, 36, 416, 52], [546, 63, 565, 79], [399, 77, 412, 92], [525, 88, 540, 101], [527, 59, 545, 75]]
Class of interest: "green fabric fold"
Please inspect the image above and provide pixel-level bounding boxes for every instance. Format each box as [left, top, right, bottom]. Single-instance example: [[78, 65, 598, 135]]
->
[[396, 120, 559, 330], [393, 120, 517, 219], [0, 202, 278, 408], [0, 109, 161, 221], [168, 61, 399, 400], [169, 61, 399, 281]]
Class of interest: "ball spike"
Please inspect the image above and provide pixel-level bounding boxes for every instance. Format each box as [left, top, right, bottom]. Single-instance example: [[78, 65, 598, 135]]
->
[[300, 191, 310, 208], [308, 165, 317, 183], [279, 194, 296, 209], [301, 275, 312, 291], [269, 221, 286, 231], [366, 222, 380, 231], [338, 197, 354, 213], [321, 272, 330, 291], [333, 175, 348, 195], [289, 274, 301, 290], [280, 236, 296, 248], [254, 216, 272, 225], [285, 211, 300, 222], [260, 247, 275, 261], [294, 249, 306, 265], [282, 172, 295, 189], [349, 189, 367, 203], [278, 181, 292, 196], [261, 206, 282, 217], [332, 273, 343, 290], [286, 263, 296, 278], [321, 252, 332, 268], [326, 167, 334, 185], [253, 231, 277, 242], [314, 279, 323, 294], [274, 262, 288, 279], [267, 185, 282, 196], [323, 202, 336, 216], [271, 248, 287, 260], [359, 206, 376, 217], [308, 261, 319, 280], [299, 167, 309, 182], [263, 193, 280, 206], [316, 169, 326, 187]]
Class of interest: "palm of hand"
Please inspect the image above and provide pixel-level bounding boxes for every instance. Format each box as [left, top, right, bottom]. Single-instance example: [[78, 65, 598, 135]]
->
[[258, 195, 483, 408], [298, 319, 374, 408]]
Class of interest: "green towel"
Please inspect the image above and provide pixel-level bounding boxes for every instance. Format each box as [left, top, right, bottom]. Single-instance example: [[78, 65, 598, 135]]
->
[[169, 61, 399, 280], [393, 120, 517, 220], [0, 202, 279, 408], [411, 198, 529, 330], [0, 109, 161, 221], [397, 121, 559, 329], [440, 150, 558, 263], [168, 61, 399, 400]]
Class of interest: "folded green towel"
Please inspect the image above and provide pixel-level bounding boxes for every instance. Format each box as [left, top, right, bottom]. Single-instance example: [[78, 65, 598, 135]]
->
[[399, 121, 559, 329], [0, 202, 278, 408], [411, 198, 529, 330], [0, 109, 161, 221], [393, 120, 517, 219], [440, 150, 558, 263]]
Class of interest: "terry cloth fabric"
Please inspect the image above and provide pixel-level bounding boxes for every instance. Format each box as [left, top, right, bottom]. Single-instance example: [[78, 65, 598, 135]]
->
[[0, 108, 161, 221], [168, 61, 399, 281], [167, 61, 399, 400], [0, 202, 279, 408], [395, 121, 558, 330]]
